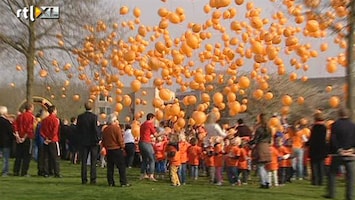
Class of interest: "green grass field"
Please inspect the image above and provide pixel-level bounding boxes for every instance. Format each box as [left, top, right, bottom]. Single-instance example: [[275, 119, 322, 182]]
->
[[0, 159, 348, 200]]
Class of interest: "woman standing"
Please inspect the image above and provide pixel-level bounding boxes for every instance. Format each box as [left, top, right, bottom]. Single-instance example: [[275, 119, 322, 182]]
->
[[308, 112, 327, 186], [249, 113, 272, 189]]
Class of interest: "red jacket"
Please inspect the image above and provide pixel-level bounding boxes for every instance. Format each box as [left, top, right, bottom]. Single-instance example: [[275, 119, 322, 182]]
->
[[40, 114, 60, 142], [14, 111, 35, 139]]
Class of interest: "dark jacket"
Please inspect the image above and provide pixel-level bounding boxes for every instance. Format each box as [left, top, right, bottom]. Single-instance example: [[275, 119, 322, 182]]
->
[[76, 111, 99, 146], [330, 118, 355, 154], [0, 116, 14, 148], [236, 125, 252, 137], [309, 122, 327, 160]]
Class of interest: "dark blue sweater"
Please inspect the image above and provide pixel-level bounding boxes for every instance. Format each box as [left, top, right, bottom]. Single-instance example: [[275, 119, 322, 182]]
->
[[330, 118, 355, 154]]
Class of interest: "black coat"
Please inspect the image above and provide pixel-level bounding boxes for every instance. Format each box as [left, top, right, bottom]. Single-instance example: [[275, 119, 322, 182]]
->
[[76, 111, 99, 146], [0, 116, 14, 148], [309, 123, 327, 161]]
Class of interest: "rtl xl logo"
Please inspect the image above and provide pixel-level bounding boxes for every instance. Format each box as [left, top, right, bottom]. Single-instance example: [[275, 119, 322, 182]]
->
[[16, 5, 60, 22]]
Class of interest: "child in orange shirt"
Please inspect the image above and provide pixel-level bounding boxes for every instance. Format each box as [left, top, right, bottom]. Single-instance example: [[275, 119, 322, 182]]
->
[[226, 137, 241, 186], [213, 137, 225, 186], [166, 134, 181, 186], [204, 144, 215, 183], [178, 133, 190, 184], [187, 137, 202, 180], [267, 138, 280, 187], [238, 139, 250, 185], [154, 136, 167, 179]]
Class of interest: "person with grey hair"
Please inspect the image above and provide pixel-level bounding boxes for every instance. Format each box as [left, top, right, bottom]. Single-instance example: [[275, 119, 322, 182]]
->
[[0, 106, 14, 177], [101, 114, 130, 187], [324, 107, 355, 200]]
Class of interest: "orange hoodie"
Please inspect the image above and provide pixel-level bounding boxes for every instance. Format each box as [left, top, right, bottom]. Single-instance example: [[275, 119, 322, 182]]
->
[[213, 143, 224, 167], [225, 145, 241, 167], [179, 141, 190, 164], [187, 145, 202, 166], [166, 143, 181, 166]]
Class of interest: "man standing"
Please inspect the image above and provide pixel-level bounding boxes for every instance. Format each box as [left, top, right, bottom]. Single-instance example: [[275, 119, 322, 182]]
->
[[76, 101, 100, 184], [139, 113, 157, 181], [40, 105, 61, 178], [0, 106, 15, 177], [102, 114, 130, 187], [13, 103, 35, 176], [325, 108, 355, 200]]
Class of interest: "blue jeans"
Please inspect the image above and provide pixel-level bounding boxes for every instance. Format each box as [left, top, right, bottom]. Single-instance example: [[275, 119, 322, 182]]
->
[[227, 166, 238, 184], [292, 148, 304, 179], [155, 160, 166, 174], [139, 141, 155, 175], [179, 163, 187, 183], [190, 165, 199, 179], [1, 147, 10, 175], [257, 163, 269, 185]]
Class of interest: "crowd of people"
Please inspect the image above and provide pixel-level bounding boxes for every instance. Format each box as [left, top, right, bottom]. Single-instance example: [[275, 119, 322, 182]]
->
[[0, 102, 355, 199]]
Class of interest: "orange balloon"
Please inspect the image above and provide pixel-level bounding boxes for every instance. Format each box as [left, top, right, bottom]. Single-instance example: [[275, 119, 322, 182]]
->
[[191, 111, 207, 125], [329, 96, 340, 108], [282, 95, 293, 106], [130, 79, 141, 92]]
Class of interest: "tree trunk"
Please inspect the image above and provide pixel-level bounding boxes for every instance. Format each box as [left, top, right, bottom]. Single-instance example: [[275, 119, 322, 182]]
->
[[26, 19, 35, 103], [347, 1, 355, 121]]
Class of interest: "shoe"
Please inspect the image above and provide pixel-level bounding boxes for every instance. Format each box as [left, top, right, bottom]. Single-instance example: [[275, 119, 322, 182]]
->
[[322, 195, 333, 199], [13, 173, 19, 176], [108, 184, 115, 187], [43, 174, 49, 178], [54, 175, 62, 178], [2, 173, 8, 177], [215, 182, 222, 186], [139, 174, 149, 180], [121, 184, 131, 187], [22, 174, 31, 177], [149, 177, 157, 182]]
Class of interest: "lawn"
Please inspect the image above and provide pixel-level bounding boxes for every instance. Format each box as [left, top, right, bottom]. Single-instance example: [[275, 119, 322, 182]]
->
[[0, 159, 347, 200]]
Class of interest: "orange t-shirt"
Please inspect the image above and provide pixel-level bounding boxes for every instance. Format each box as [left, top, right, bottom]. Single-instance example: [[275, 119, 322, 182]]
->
[[324, 156, 332, 166], [166, 144, 181, 166], [238, 147, 249, 170], [204, 146, 215, 167], [187, 145, 202, 166], [179, 141, 190, 164], [225, 145, 241, 167], [213, 143, 224, 167], [154, 141, 167, 161], [279, 146, 293, 168], [292, 128, 309, 149], [266, 146, 280, 171]]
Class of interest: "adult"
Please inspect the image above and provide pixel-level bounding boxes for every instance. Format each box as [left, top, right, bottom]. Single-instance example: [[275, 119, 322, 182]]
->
[[76, 101, 100, 184], [123, 124, 135, 168], [308, 112, 327, 186], [235, 118, 252, 138], [139, 113, 158, 181], [13, 102, 35, 176], [0, 106, 15, 177], [59, 119, 70, 160], [290, 120, 309, 180], [35, 110, 49, 176], [40, 105, 61, 178], [325, 108, 355, 200], [249, 113, 272, 189], [102, 114, 130, 187], [204, 112, 226, 147], [67, 117, 79, 164]]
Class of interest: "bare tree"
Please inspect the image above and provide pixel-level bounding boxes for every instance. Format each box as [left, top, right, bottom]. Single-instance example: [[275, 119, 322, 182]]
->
[[0, 0, 118, 103]]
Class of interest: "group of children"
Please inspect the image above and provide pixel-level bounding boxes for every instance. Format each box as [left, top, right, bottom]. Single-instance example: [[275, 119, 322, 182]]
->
[[150, 122, 333, 188]]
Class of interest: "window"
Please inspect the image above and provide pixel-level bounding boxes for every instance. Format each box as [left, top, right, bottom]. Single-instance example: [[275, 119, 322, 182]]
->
[[99, 94, 107, 102]]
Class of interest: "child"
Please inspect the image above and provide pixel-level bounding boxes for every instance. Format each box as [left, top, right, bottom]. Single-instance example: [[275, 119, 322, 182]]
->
[[154, 136, 167, 179], [283, 138, 294, 183], [213, 137, 225, 186], [267, 138, 280, 187], [204, 144, 215, 183], [238, 139, 250, 185], [178, 132, 190, 184], [187, 137, 202, 180], [225, 137, 241, 186], [166, 134, 181, 186], [100, 146, 107, 168]]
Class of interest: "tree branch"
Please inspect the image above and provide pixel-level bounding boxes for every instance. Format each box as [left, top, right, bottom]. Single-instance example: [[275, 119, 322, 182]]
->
[[0, 33, 27, 55]]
